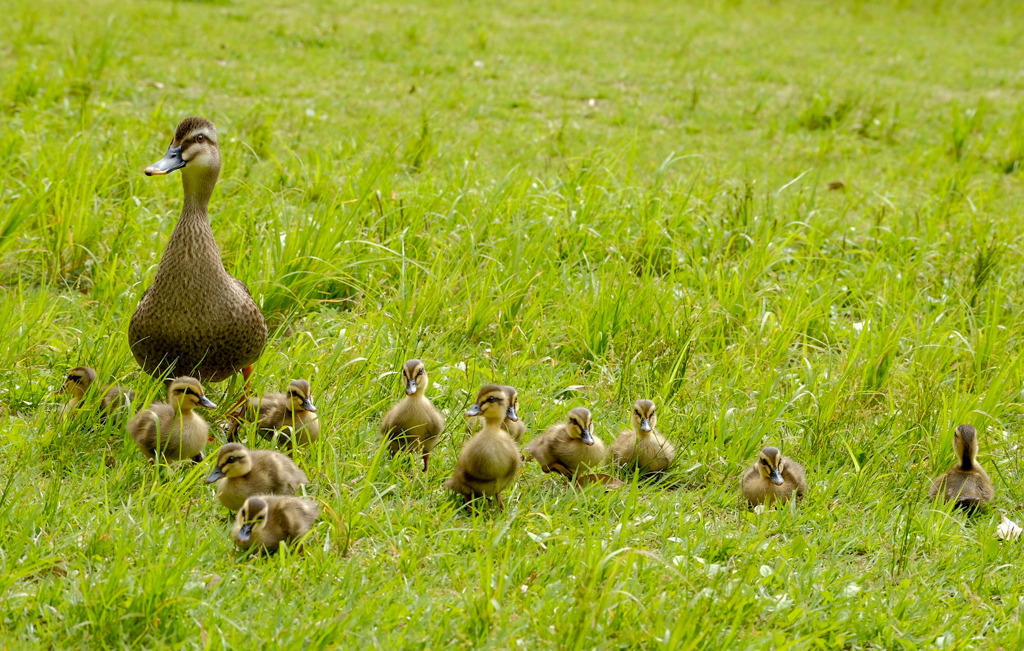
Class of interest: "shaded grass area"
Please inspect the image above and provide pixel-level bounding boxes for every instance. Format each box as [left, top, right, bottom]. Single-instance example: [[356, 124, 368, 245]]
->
[[2, 0, 1024, 647]]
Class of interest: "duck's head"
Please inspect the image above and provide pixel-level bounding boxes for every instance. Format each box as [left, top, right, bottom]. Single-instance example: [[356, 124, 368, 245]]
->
[[401, 359, 428, 396], [60, 366, 98, 400], [145, 117, 221, 183], [233, 496, 269, 545], [953, 424, 979, 470], [287, 379, 317, 413], [756, 447, 785, 485], [631, 399, 657, 435], [501, 385, 521, 423], [168, 376, 216, 412], [205, 442, 251, 483], [566, 407, 594, 445], [466, 384, 517, 423]]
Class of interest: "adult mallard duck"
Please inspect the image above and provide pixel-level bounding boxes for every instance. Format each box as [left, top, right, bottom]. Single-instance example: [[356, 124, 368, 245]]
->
[[130, 116, 267, 383]]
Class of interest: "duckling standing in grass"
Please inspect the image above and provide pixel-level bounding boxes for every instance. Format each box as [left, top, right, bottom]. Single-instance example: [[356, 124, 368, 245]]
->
[[525, 407, 607, 479], [467, 385, 526, 443], [929, 424, 994, 513], [232, 495, 320, 554], [58, 366, 136, 422], [380, 359, 445, 472], [444, 384, 521, 509], [611, 399, 675, 474], [204, 443, 309, 513], [228, 379, 320, 450], [128, 376, 215, 463], [741, 447, 806, 508]]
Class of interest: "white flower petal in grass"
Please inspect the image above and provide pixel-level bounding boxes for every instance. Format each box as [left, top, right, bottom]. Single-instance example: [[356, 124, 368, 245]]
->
[[996, 514, 1022, 541], [842, 582, 861, 598], [671, 555, 685, 567], [759, 565, 773, 578]]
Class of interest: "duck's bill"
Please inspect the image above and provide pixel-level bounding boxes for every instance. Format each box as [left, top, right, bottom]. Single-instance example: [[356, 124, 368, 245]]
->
[[640, 419, 652, 432], [580, 429, 594, 445], [198, 396, 217, 409], [300, 398, 317, 412], [769, 469, 784, 485], [405, 380, 418, 396], [465, 403, 482, 417], [505, 405, 519, 422], [204, 468, 225, 484], [145, 145, 186, 176], [236, 524, 253, 543]]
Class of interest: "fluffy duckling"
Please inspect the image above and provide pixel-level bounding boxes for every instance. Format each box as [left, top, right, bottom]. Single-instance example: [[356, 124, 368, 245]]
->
[[467, 385, 527, 443], [58, 366, 136, 421], [127, 376, 215, 463], [228, 379, 320, 450], [232, 495, 320, 554], [380, 359, 445, 472], [611, 399, 675, 474], [204, 443, 309, 512], [444, 384, 521, 509], [929, 424, 994, 513], [741, 447, 807, 507], [525, 407, 607, 479]]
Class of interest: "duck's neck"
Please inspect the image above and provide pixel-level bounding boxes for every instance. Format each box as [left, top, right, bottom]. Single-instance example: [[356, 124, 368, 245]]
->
[[158, 172, 226, 276], [960, 451, 975, 471]]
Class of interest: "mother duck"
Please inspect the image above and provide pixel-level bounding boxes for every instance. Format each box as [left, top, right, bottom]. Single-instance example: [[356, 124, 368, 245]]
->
[[130, 117, 267, 383]]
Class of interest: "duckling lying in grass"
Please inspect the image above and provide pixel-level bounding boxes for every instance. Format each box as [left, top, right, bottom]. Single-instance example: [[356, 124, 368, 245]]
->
[[525, 407, 607, 480], [741, 446, 806, 507], [380, 359, 445, 472], [232, 495, 320, 554], [611, 399, 675, 474], [228, 379, 320, 450], [58, 366, 136, 422], [128, 377, 215, 463], [929, 424, 994, 514], [467, 385, 526, 443], [444, 384, 520, 509], [205, 443, 309, 512]]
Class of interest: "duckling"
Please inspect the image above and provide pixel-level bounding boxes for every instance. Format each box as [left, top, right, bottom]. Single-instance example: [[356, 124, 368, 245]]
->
[[380, 359, 445, 472], [228, 379, 320, 450], [467, 385, 527, 443], [741, 447, 807, 507], [127, 376, 216, 463], [232, 495, 320, 554], [58, 366, 137, 422], [130, 117, 267, 383], [204, 443, 309, 512], [929, 424, 994, 513], [611, 399, 675, 474], [444, 384, 521, 509], [525, 407, 607, 479]]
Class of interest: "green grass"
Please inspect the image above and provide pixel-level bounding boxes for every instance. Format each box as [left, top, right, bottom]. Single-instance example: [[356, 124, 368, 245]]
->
[[3, 0, 1024, 647]]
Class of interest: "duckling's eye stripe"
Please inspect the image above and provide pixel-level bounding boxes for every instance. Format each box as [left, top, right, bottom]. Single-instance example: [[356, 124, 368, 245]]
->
[[760, 459, 770, 466]]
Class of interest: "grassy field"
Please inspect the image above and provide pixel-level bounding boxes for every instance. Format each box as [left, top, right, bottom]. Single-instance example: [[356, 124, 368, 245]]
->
[[3, 0, 1024, 647]]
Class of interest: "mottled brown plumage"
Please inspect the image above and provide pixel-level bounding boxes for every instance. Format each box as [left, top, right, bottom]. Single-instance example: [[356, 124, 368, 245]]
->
[[444, 384, 521, 509], [228, 379, 320, 450], [611, 399, 675, 474], [929, 424, 994, 513], [205, 443, 309, 512], [525, 407, 607, 479], [741, 447, 806, 507], [232, 495, 320, 554], [130, 117, 267, 383], [380, 360, 445, 472], [127, 376, 215, 463]]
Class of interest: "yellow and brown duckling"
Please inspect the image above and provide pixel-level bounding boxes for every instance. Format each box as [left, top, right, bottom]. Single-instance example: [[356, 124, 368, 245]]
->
[[741, 447, 807, 508], [444, 384, 521, 509], [130, 116, 267, 383], [467, 385, 526, 443], [611, 399, 675, 474], [525, 407, 607, 479], [228, 379, 320, 450], [232, 495, 320, 554], [204, 443, 309, 513], [127, 376, 215, 463], [58, 366, 136, 422], [929, 424, 994, 513], [380, 359, 445, 472]]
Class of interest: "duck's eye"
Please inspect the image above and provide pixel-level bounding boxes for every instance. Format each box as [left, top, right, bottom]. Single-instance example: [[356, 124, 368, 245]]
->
[[417, 369, 423, 377], [226, 456, 236, 464], [196, 134, 204, 142], [487, 396, 496, 402], [760, 459, 770, 467]]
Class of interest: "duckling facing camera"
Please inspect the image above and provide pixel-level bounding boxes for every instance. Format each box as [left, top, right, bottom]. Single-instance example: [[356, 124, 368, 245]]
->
[[525, 407, 607, 479], [205, 443, 309, 512], [444, 384, 521, 509], [128, 376, 215, 463], [380, 359, 445, 472], [929, 424, 994, 513], [467, 385, 526, 443], [58, 366, 136, 422], [232, 495, 320, 554], [611, 399, 675, 474], [741, 447, 806, 508], [228, 379, 320, 450]]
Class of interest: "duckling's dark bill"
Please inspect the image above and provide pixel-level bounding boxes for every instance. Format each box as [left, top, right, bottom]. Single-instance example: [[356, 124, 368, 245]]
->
[[145, 146, 186, 176], [236, 524, 253, 542], [204, 468, 226, 484]]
